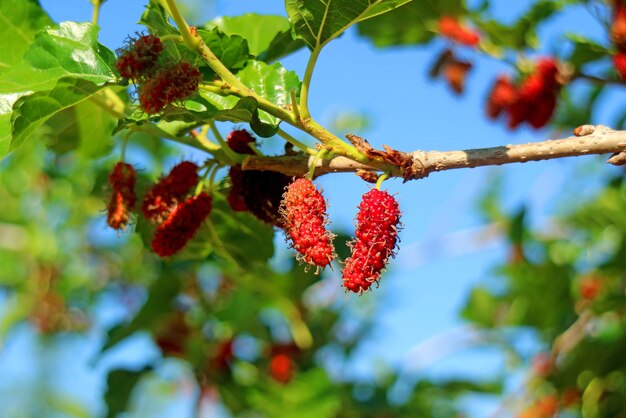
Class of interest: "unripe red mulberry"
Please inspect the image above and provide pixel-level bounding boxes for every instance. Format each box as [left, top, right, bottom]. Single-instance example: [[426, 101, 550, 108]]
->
[[486, 75, 517, 119], [139, 61, 202, 114], [106, 162, 136, 230], [438, 16, 480, 47], [115, 34, 164, 80], [484, 58, 562, 129], [269, 354, 295, 384], [342, 189, 401, 293], [142, 161, 199, 222], [612, 3, 626, 49], [151, 192, 212, 257], [281, 178, 335, 268], [615, 52, 626, 78]]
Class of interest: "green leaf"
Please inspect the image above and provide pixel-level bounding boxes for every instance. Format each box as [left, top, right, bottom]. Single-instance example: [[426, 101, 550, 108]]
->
[[258, 28, 306, 63], [357, 0, 463, 47], [0, 0, 53, 71], [10, 77, 110, 154], [38, 95, 118, 157], [210, 192, 275, 269], [0, 92, 29, 156], [197, 28, 250, 71], [208, 14, 293, 57], [567, 34, 609, 68], [139, 0, 196, 63], [235, 60, 301, 128], [105, 367, 152, 418], [286, 0, 415, 50], [0, 22, 117, 95], [475, 0, 564, 50], [248, 369, 340, 418]]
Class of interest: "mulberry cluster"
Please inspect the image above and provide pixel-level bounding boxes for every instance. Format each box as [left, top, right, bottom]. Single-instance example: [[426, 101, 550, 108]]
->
[[115, 35, 202, 114], [151, 192, 213, 257], [438, 16, 480, 47], [612, 2, 626, 78], [139, 62, 202, 114], [486, 58, 562, 129], [280, 178, 335, 268], [142, 161, 200, 222], [115, 34, 164, 80], [106, 162, 137, 230], [342, 189, 401, 293]]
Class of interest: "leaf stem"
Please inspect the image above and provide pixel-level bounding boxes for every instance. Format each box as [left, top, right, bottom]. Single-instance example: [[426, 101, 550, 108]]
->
[[208, 121, 239, 163], [189, 129, 220, 152], [276, 129, 316, 155], [299, 47, 322, 119], [91, 0, 102, 25], [290, 90, 301, 122], [375, 172, 389, 190], [120, 130, 131, 161]]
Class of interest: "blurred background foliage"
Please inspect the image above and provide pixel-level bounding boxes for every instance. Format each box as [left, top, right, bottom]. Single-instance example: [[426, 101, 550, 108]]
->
[[2, 0, 626, 417]]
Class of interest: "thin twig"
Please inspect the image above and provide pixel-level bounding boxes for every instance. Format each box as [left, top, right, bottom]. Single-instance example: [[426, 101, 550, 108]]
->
[[243, 125, 626, 180]]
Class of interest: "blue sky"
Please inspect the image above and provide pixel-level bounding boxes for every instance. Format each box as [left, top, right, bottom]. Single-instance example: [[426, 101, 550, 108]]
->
[[1, 0, 624, 416]]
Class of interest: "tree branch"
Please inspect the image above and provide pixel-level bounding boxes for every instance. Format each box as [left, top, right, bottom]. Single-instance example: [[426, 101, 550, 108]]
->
[[242, 125, 626, 179]]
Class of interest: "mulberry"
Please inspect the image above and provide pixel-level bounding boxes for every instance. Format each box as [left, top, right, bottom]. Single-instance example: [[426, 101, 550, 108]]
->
[[438, 16, 480, 47], [342, 189, 401, 293], [269, 354, 295, 384], [241, 170, 292, 226], [115, 34, 164, 80], [226, 130, 257, 212], [486, 76, 517, 119], [151, 192, 213, 257], [139, 61, 202, 114], [106, 162, 136, 230], [487, 58, 561, 130], [281, 178, 335, 268], [142, 161, 199, 222]]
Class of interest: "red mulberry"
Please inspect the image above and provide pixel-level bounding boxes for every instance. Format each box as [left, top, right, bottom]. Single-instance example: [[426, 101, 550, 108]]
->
[[486, 58, 561, 130], [486, 75, 517, 119], [151, 192, 212, 257], [438, 16, 480, 47], [342, 189, 401, 293], [281, 178, 335, 268], [142, 161, 199, 222], [139, 61, 202, 114], [106, 162, 136, 230], [269, 354, 295, 384], [115, 34, 164, 80]]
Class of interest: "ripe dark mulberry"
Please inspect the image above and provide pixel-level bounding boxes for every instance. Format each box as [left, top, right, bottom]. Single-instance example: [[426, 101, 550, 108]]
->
[[226, 130, 257, 212], [241, 170, 292, 226], [106, 162, 136, 230], [226, 130, 256, 155], [151, 192, 212, 257], [139, 61, 202, 114], [142, 161, 199, 222], [115, 34, 164, 80], [281, 178, 335, 268], [342, 189, 401, 293]]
